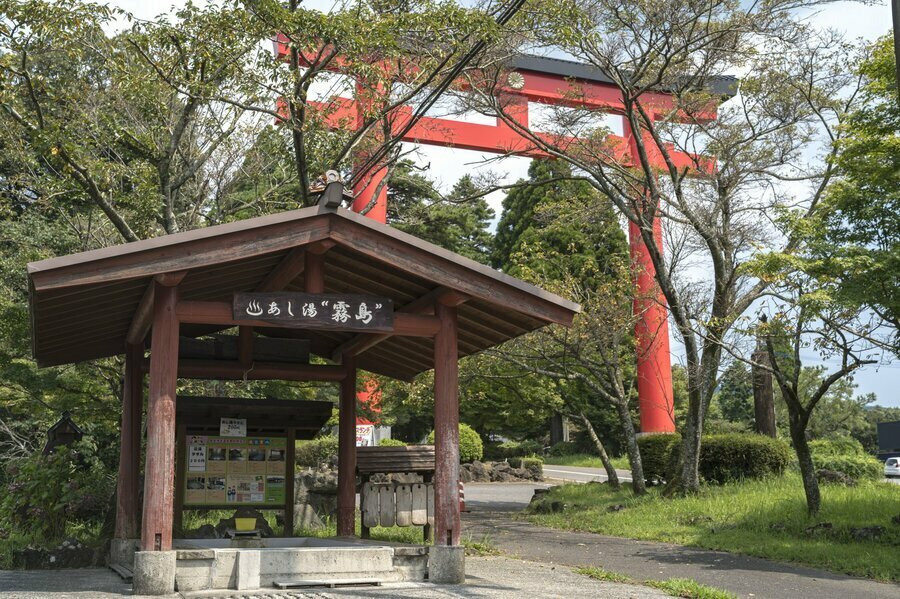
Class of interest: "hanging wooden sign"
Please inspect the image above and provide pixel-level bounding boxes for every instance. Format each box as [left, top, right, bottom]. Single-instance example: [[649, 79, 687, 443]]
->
[[233, 292, 394, 332]]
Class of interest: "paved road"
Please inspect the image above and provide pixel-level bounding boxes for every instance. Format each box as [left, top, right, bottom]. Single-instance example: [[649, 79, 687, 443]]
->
[[462, 482, 900, 599], [541, 464, 633, 483]]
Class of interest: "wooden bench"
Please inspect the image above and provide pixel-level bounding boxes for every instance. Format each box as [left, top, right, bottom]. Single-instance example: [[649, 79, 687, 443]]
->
[[357, 446, 435, 541]]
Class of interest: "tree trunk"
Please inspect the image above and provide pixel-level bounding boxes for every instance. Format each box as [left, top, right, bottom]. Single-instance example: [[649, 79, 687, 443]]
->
[[679, 412, 702, 494], [577, 412, 619, 490], [752, 344, 777, 437], [789, 414, 820, 514], [613, 402, 647, 495]]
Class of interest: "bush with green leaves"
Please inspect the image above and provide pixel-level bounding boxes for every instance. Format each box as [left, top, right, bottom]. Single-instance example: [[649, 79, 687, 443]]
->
[[485, 439, 543, 460], [0, 440, 112, 541], [698, 434, 791, 483], [427, 423, 483, 463], [808, 436, 883, 480], [547, 441, 580, 457], [509, 456, 544, 469], [378, 438, 406, 447], [637, 433, 682, 482], [295, 435, 339, 468]]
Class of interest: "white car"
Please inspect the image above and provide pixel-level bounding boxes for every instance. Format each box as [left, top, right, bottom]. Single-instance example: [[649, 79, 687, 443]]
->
[[885, 457, 900, 478]]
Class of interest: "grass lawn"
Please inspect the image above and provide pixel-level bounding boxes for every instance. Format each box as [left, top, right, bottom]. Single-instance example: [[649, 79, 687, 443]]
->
[[527, 474, 900, 582], [543, 453, 631, 470]]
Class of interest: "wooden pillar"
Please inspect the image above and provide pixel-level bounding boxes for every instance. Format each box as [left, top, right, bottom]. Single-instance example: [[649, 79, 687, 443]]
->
[[140, 282, 180, 552], [284, 428, 296, 536], [115, 342, 143, 539], [337, 355, 357, 537], [433, 302, 460, 546]]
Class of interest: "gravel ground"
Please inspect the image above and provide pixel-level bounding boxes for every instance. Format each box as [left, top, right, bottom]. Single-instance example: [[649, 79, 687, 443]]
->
[[0, 557, 667, 599]]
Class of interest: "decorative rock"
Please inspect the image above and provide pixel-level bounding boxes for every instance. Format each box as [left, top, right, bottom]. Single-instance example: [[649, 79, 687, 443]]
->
[[804, 522, 833, 535], [850, 525, 884, 541], [815, 469, 857, 486]]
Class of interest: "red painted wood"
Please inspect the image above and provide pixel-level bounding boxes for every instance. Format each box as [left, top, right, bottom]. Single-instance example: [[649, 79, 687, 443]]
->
[[625, 123, 675, 434], [432, 302, 460, 546], [141, 283, 179, 552], [337, 355, 357, 537], [129, 344, 143, 537], [114, 342, 142, 539]]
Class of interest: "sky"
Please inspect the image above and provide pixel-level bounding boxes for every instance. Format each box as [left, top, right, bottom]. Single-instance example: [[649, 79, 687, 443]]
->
[[104, 0, 898, 406]]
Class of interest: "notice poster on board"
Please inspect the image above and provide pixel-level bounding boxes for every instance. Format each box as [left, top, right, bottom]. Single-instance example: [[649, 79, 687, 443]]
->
[[183, 436, 287, 506]]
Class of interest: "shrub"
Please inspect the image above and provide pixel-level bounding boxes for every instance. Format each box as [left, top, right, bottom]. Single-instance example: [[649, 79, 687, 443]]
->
[[509, 456, 544, 469], [427, 423, 483, 463], [637, 433, 682, 482], [0, 440, 112, 540], [698, 434, 791, 483], [378, 438, 406, 447], [485, 440, 543, 460], [295, 435, 339, 468], [547, 441, 580, 457], [808, 436, 882, 480]]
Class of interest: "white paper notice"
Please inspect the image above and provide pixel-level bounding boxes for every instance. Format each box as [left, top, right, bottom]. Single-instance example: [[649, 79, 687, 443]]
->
[[220, 418, 247, 437]]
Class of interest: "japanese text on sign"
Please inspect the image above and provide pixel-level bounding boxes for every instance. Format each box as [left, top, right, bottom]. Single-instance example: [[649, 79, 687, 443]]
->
[[233, 293, 393, 332]]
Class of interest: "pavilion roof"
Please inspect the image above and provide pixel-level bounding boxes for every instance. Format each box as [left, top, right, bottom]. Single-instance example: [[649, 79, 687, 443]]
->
[[28, 206, 580, 381]]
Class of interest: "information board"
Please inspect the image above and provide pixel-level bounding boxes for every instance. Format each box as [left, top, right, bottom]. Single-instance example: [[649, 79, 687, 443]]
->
[[183, 435, 287, 506]]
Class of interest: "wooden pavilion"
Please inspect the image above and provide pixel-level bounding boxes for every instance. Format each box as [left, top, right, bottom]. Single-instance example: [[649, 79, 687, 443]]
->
[[27, 191, 579, 592]]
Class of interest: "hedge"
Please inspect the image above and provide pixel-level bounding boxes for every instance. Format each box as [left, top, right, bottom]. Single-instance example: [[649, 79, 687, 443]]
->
[[699, 434, 791, 483], [485, 440, 543, 460], [547, 441, 580, 457], [378, 438, 407, 447], [427, 423, 483, 463], [637, 433, 792, 484], [295, 435, 339, 468], [637, 433, 681, 482], [509, 456, 544, 469]]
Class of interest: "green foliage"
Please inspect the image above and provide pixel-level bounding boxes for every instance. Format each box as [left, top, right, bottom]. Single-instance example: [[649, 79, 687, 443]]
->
[[808, 437, 883, 480], [295, 435, 339, 468], [484, 439, 543, 460], [378, 438, 407, 447], [427, 423, 483, 463], [699, 434, 791, 484], [389, 168, 494, 265], [645, 578, 737, 599], [508, 456, 543, 469], [0, 440, 112, 540], [638, 433, 790, 483], [799, 35, 900, 340], [715, 362, 754, 425], [547, 441, 581, 457], [637, 433, 682, 482]]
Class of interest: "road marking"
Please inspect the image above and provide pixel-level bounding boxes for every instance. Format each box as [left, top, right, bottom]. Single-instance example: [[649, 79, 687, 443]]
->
[[543, 468, 633, 482]]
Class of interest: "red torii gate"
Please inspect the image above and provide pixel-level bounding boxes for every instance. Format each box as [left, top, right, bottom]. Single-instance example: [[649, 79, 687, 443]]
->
[[276, 38, 732, 433]]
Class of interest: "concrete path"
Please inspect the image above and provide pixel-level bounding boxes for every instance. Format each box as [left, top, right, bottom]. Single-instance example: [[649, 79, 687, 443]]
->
[[462, 483, 900, 599], [0, 557, 667, 599]]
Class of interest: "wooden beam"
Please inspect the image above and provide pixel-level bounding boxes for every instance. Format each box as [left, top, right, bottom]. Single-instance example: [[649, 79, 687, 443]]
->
[[126, 272, 188, 345], [337, 354, 356, 537], [432, 302, 460, 546], [256, 248, 306, 292], [140, 358, 347, 382], [331, 287, 468, 361], [141, 282, 179, 552], [176, 300, 438, 337]]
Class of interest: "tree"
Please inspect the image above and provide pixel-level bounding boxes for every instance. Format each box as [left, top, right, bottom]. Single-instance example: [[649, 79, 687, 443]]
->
[[716, 362, 754, 426], [800, 35, 900, 346], [468, 1, 863, 492], [389, 165, 494, 264]]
